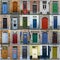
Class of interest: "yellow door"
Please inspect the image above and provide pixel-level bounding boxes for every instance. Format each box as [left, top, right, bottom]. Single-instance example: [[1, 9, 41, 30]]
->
[[52, 47, 57, 59], [32, 46, 37, 58]]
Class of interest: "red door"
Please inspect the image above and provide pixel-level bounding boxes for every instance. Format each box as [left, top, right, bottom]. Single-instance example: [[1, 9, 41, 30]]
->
[[42, 17, 48, 29], [13, 33, 17, 44], [23, 1, 27, 14]]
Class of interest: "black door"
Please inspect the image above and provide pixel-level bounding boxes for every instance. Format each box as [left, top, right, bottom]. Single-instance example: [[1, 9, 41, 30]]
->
[[3, 18, 7, 28], [22, 46, 27, 59]]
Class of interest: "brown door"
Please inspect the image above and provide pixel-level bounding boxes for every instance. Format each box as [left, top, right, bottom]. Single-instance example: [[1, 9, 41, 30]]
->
[[13, 1, 18, 12], [52, 32, 57, 43], [2, 46, 8, 59], [42, 17, 48, 29]]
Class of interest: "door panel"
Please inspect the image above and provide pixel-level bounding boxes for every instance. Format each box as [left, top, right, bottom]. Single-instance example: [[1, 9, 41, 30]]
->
[[42, 17, 48, 29], [54, 16, 57, 29], [2, 32, 8, 43], [33, 5, 37, 13], [32, 33, 38, 43], [23, 17, 27, 28], [42, 32, 48, 44], [12, 46, 17, 59], [33, 19, 37, 28], [42, 46, 47, 58], [13, 33, 17, 44], [2, 46, 8, 59], [52, 47, 57, 58], [23, 1, 27, 14], [13, 1, 18, 12], [2, 2, 8, 14], [22, 46, 27, 59], [52, 32, 57, 43], [23, 33, 28, 44], [3, 18, 7, 28], [32, 47, 37, 58], [12, 18, 18, 29]]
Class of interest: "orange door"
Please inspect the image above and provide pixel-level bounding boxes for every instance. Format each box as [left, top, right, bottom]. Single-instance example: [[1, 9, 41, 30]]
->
[[13, 1, 18, 12], [42, 17, 48, 29]]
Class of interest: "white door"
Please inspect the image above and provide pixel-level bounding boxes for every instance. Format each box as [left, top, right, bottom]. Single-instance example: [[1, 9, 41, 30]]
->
[[2, 32, 8, 43], [12, 18, 18, 29], [32, 47, 37, 58]]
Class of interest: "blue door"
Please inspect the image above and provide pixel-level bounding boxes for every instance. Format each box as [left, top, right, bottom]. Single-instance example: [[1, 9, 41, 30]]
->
[[23, 33, 28, 44], [54, 16, 57, 29], [2, 2, 8, 14], [12, 47, 17, 59], [33, 19, 37, 28], [42, 32, 48, 44]]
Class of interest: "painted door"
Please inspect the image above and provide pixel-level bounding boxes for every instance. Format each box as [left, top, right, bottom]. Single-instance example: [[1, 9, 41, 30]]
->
[[3, 18, 7, 28], [22, 46, 27, 59], [33, 19, 37, 28], [13, 33, 17, 44], [32, 33, 38, 43], [12, 18, 18, 29], [53, 16, 57, 29], [53, 1, 58, 13], [52, 47, 57, 59], [42, 32, 48, 44], [52, 32, 57, 43], [2, 32, 8, 43], [23, 1, 27, 14], [42, 17, 48, 29], [42, 46, 47, 58], [23, 33, 28, 44], [12, 46, 17, 59], [23, 17, 27, 28], [33, 5, 37, 13], [32, 46, 37, 58], [2, 46, 8, 59], [2, 2, 8, 14], [13, 1, 18, 12]]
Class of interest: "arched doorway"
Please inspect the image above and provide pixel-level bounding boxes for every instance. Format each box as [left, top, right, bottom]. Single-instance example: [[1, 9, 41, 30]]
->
[[42, 17, 48, 29]]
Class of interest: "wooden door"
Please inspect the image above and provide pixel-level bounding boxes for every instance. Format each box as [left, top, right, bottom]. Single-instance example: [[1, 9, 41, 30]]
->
[[42, 17, 48, 29], [2, 46, 8, 59], [13, 1, 18, 12]]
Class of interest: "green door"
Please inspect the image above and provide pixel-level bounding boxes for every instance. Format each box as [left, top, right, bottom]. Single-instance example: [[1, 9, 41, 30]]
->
[[52, 47, 57, 59], [32, 33, 37, 43], [52, 1, 58, 13], [23, 17, 27, 28]]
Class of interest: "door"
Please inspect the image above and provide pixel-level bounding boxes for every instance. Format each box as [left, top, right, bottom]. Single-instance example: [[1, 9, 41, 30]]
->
[[42, 17, 48, 29], [12, 18, 18, 29], [32, 33, 38, 43], [42, 46, 47, 58], [32, 46, 37, 58], [23, 33, 28, 44], [13, 1, 18, 12], [2, 2, 8, 14], [52, 32, 57, 43], [53, 16, 57, 29], [2, 46, 8, 59], [23, 1, 27, 14], [13, 33, 17, 44], [23, 17, 27, 28], [22, 46, 27, 59], [33, 5, 37, 13], [3, 18, 7, 29], [12, 46, 18, 59], [52, 47, 57, 59], [42, 32, 48, 44], [52, 1, 58, 13], [2, 32, 8, 43], [33, 19, 37, 28]]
